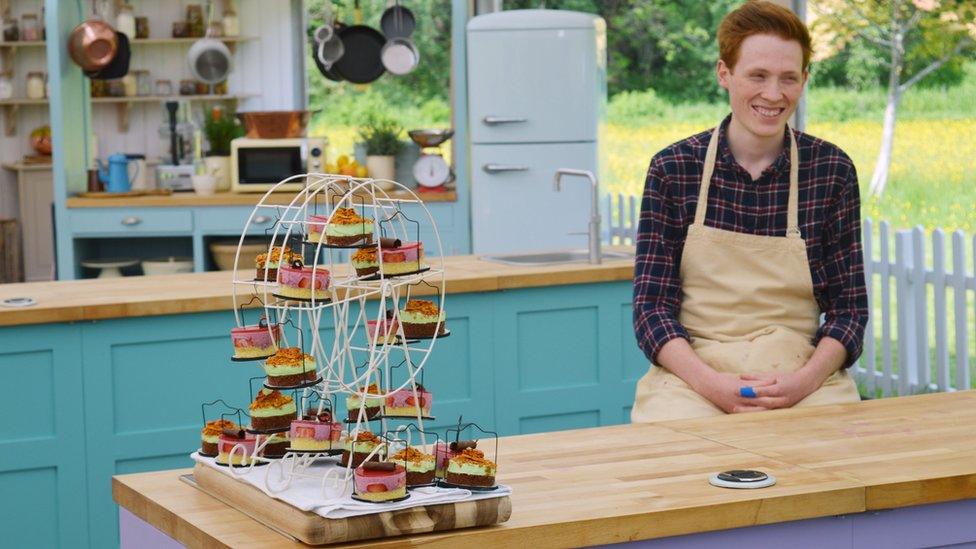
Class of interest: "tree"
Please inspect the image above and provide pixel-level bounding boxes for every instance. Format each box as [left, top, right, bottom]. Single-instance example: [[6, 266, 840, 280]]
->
[[813, 0, 976, 197]]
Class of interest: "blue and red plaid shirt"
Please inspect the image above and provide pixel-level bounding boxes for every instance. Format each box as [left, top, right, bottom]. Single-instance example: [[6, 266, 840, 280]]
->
[[633, 115, 867, 369]]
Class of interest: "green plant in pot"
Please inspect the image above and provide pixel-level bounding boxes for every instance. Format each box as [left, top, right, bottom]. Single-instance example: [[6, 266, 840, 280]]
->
[[358, 116, 404, 189], [202, 105, 244, 191]]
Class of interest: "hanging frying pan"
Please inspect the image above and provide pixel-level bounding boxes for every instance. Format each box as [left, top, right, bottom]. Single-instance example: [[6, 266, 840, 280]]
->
[[332, 0, 386, 85], [380, 0, 416, 39]]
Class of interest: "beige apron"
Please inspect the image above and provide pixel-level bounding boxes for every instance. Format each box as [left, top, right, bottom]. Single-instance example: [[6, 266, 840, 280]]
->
[[631, 124, 860, 423]]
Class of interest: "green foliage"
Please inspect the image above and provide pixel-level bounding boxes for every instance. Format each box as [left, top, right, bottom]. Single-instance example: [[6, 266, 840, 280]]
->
[[357, 115, 405, 156], [202, 106, 244, 156]]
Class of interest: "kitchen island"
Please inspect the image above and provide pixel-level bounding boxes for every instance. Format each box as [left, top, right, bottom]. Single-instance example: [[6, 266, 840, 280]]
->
[[0, 253, 643, 548], [113, 391, 976, 547]]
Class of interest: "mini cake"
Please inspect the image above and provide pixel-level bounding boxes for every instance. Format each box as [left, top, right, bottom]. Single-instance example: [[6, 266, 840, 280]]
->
[[380, 241, 426, 274], [434, 441, 461, 478], [255, 246, 302, 281], [350, 246, 379, 277], [445, 448, 497, 487], [261, 432, 289, 458], [230, 323, 281, 358], [366, 312, 399, 344], [340, 431, 383, 468], [384, 385, 432, 417], [400, 300, 446, 338], [289, 413, 342, 451], [346, 383, 384, 420], [390, 446, 436, 486], [249, 388, 297, 431], [277, 261, 330, 300], [201, 419, 239, 456], [263, 347, 318, 387], [308, 208, 374, 246], [354, 462, 406, 502], [216, 430, 257, 466]]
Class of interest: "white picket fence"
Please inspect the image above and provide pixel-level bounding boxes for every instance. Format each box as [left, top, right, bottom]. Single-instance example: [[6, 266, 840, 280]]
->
[[606, 193, 976, 396]]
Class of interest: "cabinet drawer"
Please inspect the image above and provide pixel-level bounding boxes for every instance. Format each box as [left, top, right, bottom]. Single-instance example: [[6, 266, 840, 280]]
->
[[194, 207, 275, 234], [70, 209, 193, 236]]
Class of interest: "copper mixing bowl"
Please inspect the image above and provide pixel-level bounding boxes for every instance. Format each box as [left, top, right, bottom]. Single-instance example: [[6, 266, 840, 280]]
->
[[237, 111, 315, 139], [68, 19, 118, 73]]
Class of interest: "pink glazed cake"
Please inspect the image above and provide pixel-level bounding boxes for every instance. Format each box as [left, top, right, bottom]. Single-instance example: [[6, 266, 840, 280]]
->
[[289, 417, 342, 451], [380, 241, 426, 275], [384, 385, 432, 417], [216, 432, 257, 466], [366, 316, 399, 344], [230, 323, 281, 359], [354, 463, 406, 502], [434, 441, 460, 478], [277, 263, 330, 300]]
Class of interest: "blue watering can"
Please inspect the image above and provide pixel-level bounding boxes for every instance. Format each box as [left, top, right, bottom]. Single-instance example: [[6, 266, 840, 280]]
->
[[97, 153, 139, 193]]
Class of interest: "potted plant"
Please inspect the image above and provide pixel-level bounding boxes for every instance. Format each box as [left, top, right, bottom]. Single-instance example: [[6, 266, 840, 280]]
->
[[202, 105, 244, 191], [358, 116, 404, 188]]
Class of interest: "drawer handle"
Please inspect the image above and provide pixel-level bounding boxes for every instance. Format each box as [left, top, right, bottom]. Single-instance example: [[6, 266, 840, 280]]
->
[[121, 216, 142, 226], [483, 163, 529, 174], [483, 116, 527, 126], [254, 215, 271, 224]]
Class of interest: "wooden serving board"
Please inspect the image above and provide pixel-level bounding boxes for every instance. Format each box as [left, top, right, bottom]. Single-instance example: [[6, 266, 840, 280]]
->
[[192, 463, 511, 545]]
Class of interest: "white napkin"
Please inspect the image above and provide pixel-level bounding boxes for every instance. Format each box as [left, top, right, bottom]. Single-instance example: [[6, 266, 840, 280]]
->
[[190, 452, 511, 519]]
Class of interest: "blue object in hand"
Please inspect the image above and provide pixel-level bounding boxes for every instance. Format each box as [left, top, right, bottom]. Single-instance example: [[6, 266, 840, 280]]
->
[[740, 386, 757, 398]]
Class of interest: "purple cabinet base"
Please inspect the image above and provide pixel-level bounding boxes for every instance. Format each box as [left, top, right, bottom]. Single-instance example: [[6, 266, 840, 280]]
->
[[119, 508, 183, 549]]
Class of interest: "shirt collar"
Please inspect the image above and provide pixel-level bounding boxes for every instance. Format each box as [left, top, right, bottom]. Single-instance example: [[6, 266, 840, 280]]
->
[[716, 113, 792, 182]]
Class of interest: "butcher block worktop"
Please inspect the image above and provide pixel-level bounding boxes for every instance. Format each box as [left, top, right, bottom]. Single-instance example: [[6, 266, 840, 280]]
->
[[0, 252, 634, 327], [113, 391, 976, 547], [65, 190, 458, 208]]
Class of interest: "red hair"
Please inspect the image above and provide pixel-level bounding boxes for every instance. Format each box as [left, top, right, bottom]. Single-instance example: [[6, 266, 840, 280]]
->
[[718, 1, 812, 71]]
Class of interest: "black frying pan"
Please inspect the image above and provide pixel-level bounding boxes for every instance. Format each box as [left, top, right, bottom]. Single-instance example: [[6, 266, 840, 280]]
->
[[333, 0, 386, 85]]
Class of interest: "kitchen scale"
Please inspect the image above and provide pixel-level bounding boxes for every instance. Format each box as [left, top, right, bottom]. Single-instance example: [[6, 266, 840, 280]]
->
[[408, 129, 454, 193]]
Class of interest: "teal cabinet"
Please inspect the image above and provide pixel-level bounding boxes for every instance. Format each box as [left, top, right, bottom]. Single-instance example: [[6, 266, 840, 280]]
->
[[0, 280, 641, 547]]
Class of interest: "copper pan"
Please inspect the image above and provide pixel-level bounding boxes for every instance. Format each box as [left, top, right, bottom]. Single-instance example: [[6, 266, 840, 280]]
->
[[237, 111, 317, 139], [68, 18, 118, 73]]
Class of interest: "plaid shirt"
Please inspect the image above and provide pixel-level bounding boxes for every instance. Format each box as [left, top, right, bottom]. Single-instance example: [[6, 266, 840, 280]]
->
[[633, 115, 867, 369]]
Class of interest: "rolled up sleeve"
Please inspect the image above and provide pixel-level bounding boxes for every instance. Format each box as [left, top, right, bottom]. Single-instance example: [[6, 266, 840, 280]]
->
[[814, 163, 868, 368], [633, 155, 689, 364]]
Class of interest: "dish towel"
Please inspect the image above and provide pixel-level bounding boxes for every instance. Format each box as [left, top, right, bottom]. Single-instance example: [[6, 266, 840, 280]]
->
[[191, 452, 511, 519]]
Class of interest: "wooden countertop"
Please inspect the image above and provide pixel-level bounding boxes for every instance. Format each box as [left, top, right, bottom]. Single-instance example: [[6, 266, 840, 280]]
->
[[0, 252, 635, 327], [65, 190, 457, 208], [113, 391, 976, 548]]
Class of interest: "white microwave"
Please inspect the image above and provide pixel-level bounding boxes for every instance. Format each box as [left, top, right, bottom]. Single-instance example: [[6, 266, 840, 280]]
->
[[230, 137, 327, 192]]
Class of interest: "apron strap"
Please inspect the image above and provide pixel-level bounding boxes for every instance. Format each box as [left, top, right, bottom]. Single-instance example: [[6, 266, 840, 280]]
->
[[694, 122, 801, 237]]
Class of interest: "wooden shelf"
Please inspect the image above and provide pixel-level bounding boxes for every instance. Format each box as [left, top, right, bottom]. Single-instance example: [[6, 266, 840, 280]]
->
[[0, 40, 46, 49], [0, 36, 257, 49], [90, 94, 256, 104], [0, 98, 47, 106]]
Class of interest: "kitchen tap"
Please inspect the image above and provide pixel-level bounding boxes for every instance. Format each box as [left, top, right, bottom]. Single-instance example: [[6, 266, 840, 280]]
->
[[554, 168, 601, 264]]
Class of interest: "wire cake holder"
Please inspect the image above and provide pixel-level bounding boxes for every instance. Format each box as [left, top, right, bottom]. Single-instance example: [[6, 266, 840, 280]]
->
[[214, 173, 456, 497]]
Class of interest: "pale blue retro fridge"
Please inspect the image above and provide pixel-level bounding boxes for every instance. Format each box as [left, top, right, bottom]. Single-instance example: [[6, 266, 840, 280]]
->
[[467, 9, 607, 254]]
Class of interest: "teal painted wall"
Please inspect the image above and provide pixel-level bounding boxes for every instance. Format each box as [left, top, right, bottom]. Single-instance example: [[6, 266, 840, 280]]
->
[[0, 281, 645, 547]]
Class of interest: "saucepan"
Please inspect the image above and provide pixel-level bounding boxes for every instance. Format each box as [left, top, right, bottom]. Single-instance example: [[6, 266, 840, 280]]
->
[[68, 11, 118, 72], [187, 3, 233, 84]]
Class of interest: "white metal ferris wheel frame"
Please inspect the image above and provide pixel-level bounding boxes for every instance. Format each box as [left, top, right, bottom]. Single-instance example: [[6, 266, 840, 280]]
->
[[222, 174, 448, 491]]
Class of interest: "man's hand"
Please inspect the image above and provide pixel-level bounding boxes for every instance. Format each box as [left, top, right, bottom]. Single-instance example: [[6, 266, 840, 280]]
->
[[737, 370, 819, 411], [695, 372, 778, 414]]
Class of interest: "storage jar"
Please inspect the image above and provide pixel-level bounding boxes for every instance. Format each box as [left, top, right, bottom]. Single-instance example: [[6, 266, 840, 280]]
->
[[0, 72, 13, 99], [115, 5, 135, 40], [2, 17, 19, 42], [121, 73, 137, 97], [26, 71, 45, 99], [222, 10, 239, 37], [20, 13, 39, 41], [135, 16, 149, 39]]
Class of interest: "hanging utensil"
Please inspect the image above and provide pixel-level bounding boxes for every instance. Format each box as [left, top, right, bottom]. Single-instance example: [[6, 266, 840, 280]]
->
[[381, 36, 419, 76], [380, 0, 416, 39], [67, 1, 118, 72], [333, 0, 386, 85], [187, 1, 233, 84]]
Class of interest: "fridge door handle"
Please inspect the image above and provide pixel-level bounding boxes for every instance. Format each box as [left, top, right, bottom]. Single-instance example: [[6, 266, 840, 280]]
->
[[483, 163, 530, 174], [482, 116, 528, 126]]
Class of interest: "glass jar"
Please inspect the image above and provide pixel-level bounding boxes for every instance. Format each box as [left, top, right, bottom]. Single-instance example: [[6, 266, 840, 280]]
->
[[115, 5, 135, 40], [20, 13, 39, 41], [121, 73, 137, 97], [90, 78, 108, 98], [135, 16, 149, 39], [171, 21, 189, 38], [26, 71, 45, 99], [222, 10, 239, 37], [206, 21, 223, 38], [134, 70, 152, 96], [179, 79, 196, 96], [186, 5, 205, 38], [107, 78, 125, 97], [2, 17, 19, 42], [213, 80, 228, 95], [0, 72, 13, 100], [155, 79, 173, 96]]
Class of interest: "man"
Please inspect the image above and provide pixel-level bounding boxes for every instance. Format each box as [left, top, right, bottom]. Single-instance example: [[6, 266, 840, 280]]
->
[[630, 0, 867, 422]]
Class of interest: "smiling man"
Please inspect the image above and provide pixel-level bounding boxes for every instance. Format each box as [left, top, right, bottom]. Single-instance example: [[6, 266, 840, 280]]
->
[[630, 0, 867, 422]]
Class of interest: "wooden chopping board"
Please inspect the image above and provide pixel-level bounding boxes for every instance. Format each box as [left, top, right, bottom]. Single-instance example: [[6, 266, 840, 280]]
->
[[192, 463, 512, 545]]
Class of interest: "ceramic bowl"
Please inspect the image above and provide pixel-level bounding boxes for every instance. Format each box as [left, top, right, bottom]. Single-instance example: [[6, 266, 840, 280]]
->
[[141, 256, 193, 276], [192, 174, 216, 196]]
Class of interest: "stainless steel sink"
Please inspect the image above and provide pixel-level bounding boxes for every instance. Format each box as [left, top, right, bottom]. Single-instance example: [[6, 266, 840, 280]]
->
[[480, 249, 634, 266]]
